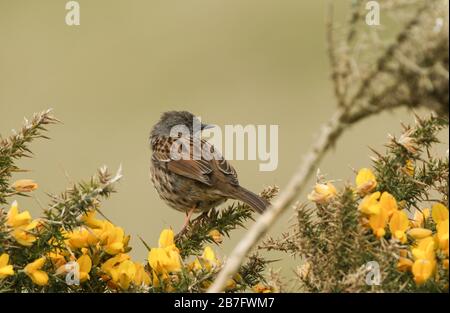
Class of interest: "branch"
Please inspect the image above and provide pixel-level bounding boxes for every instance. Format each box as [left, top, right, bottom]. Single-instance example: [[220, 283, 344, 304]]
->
[[208, 0, 447, 292]]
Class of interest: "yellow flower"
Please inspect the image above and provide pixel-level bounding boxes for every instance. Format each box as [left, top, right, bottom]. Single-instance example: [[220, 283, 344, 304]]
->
[[411, 208, 430, 228], [189, 258, 202, 272], [11, 219, 39, 246], [47, 252, 67, 268], [368, 202, 389, 238], [410, 236, 437, 285], [151, 269, 160, 287], [91, 221, 130, 255], [8, 201, 41, 247], [117, 260, 136, 290], [159, 229, 175, 249], [379, 192, 398, 217], [359, 192, 381, 215], [397, 257, 413, 272], [148, 247, 181, 274], [412, 237, 436, 261], [7, 201, 32, 228], [100, 253, 139, 290], [203, 246, 219, 270], [436, 220, 449, 256], [81, 210, 105, 229], [355, 168, 377, 195], [101, 253, 131, 282], [133, 262, 151, 287], [399, 249, 409, 258], [55, 254, 92, 283], [412, 259, 434, 285], [148, 229, 181, 275], [77, 254, 92, 283], [307, 182, 337, 204], [102, 222, 126, 255], [0, 253, 14, 279], [190, 246, 220, 272], [408, 228, 432, 240], [66, 227, 99, 249], [208, 229, 223, 244], [202, 246, 217, 263], [12, 179, 38, 192], [24, 257, 48, 286], [432, 203, 449, 224], [389, 210, 409, 243]]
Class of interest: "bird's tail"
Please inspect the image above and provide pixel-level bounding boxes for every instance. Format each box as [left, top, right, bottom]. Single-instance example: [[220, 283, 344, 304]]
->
[[230, 186, 269, 214]]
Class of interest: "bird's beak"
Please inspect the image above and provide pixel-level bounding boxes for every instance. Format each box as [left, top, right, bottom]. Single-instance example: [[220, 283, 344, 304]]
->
[[201, 123, 215, 130]]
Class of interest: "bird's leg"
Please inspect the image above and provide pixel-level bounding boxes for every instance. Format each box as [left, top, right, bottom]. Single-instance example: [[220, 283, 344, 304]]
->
[[176, 207, 196, 238]]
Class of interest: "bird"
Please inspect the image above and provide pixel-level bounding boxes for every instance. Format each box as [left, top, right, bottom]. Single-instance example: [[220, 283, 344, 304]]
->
[[149, 111, 269, 234]]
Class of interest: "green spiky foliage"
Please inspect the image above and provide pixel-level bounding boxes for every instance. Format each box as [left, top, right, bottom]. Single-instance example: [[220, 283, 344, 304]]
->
[[0, 109, 57, 205], [0, 109, 273, 293], [260, 115, 448, 293]]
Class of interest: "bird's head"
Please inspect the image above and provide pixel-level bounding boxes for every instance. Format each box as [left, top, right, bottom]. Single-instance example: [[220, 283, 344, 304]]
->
[[150, 111, 213, 139]]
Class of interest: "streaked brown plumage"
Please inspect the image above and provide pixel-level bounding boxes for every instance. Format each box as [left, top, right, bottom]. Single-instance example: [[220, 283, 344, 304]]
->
[[149, 111, 268, 230]]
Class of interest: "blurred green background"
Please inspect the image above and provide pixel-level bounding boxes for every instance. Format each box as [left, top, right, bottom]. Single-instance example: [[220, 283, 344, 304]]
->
[[0, 0, 445, 283]]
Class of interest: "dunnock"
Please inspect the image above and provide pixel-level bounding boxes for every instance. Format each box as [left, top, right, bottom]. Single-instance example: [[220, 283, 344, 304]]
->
[[149, 111, 269, 233]]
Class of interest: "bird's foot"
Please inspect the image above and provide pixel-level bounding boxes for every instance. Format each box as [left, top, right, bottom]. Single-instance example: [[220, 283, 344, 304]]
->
[[175, 207, 196, 240]]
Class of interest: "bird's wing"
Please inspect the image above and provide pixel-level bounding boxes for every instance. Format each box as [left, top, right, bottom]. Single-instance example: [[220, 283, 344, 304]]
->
[[208, 143, 239, 186], [152, 137, 238, 187]]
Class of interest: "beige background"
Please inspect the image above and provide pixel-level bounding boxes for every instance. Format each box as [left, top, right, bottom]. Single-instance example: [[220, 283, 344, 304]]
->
[[0, 0, 445, 285]]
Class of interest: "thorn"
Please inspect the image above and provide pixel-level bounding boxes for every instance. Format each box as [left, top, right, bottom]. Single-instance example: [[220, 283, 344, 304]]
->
[[138, 236, 152, 252], [368, 146, 382, 157], [413, 112, 423, 126]]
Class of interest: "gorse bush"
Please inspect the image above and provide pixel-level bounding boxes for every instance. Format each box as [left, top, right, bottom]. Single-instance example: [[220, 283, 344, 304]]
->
[[260, 115, 448, 292], [1, 110, 447, 293], [0, 110, 274, 293], [1, 0, 448, 294]]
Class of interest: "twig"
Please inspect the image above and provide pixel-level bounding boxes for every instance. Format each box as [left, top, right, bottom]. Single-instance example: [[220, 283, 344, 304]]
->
[[208, 0, 445, 292]]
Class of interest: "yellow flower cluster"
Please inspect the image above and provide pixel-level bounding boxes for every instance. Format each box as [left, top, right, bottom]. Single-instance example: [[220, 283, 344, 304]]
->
[[24, 257, 48, 286], [308, 168, 449, 287], [59, 210, 150, 290], [0, 254, 14, 280], [2, 199, 150, 289], [66, 210, 131, 255], [359, 191, 405, 240], [101, 253, 150, 290], [148, 229, 182, 288], [2, 199, 49, 286], [356, 168, 449, 285], [2, 175, 266, 292], [1, 255, 48, 287], [146, 229, 238, 291], [406, 203, 449, 285], [2, 189, 252, 292], [6, 201, 40, 246]]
